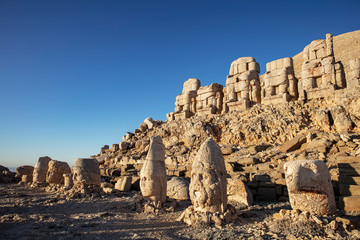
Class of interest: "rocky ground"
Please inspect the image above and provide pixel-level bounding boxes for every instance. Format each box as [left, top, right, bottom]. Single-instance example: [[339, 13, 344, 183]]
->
[[1, 183, 359, 240]]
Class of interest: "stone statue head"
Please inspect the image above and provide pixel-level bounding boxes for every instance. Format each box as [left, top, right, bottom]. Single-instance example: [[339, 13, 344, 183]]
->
[[189, 138, 227, 213], [140, 136, 167, 203]]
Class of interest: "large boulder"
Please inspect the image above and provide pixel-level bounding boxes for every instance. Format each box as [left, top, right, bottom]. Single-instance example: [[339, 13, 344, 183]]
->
[[284, 160, 336, 215], [167, 177, 189, 200]]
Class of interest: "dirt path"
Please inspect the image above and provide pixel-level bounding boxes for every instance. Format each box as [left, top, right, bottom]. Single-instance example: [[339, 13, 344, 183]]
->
[[1, 184, 359, 239]]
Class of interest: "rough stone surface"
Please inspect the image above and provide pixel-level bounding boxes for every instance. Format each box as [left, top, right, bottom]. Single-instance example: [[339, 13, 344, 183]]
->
[[167, 177, 189, 200], [279, 134, 306, 152], [16, 166, 34, 181], [140, 136, 167, 203], [115, 176, 132, 191], [262, 57, 297, 104], [72, 158, 101, 186], [189, 137, 227, 213], [284, 160, 336, 215], [223, 57, 260, 112], [227, 178, 253, 206], [33, 156, 52, 183], [46, 160, 71, 184]]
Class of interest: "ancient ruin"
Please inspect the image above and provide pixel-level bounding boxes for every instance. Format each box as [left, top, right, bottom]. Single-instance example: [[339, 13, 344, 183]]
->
[[262, 57, 297, 104], [299, 34, 345, 101], [46, 160, 71, 185], [284, 160, 336, 215], [189, 137, 227, 213], [166, 34, 359, 117], [33, 156, 52, 184], [72, 158, 101, 186], [348, 57, 360, 88], [223, 57, 260, 112], [140, 135, 167, 203], [168, 78, 200, 120]]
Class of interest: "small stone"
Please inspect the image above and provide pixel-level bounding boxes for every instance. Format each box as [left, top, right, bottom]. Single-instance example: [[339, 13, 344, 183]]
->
[[327, 220, 338, 230], [312, 215, 322, 225]]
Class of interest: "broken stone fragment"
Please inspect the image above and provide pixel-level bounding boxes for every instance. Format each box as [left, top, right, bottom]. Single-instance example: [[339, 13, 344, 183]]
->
[[115, 176, 132, 191], [227, 178, 253, 207], [279, 134, 306, 152], [144, 117, 155, 130], [167, 177, 189, 201]]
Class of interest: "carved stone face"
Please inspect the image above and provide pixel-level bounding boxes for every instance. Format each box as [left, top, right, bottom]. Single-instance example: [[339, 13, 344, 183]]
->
[[140, 175, 162, 201], [46, 160, 71, 184], [72, 158, 100, 186], [33, 157, 51, 183], [189, 138, 227, 213], [284, 160, 336, 215], [139, 136, 167, 203]]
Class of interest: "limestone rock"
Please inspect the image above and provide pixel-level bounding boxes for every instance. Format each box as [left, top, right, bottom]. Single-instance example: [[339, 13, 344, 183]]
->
[[279, 134, 306, 152], [119, 141, 129, 151], [167, 177, 189, 200], [227, 178, 253, 207], [140, 136, 167, 203], [144, 117, 155, 130], [72, 158, 101, 186], [139, 123, 148, 132], [334, 113, 353, 133], [284, 160, 336, 215], [46, 160, 71, 184], [223, 57, 260, 112], [33, 156, 52, 183], [189, 137, 227, 213], [115, 176, 132, 191], [314, 110, 331, 131], [262, 57, 297, 104]]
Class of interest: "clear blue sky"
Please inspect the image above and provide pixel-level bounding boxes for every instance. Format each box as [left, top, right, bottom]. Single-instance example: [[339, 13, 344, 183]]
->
[[0, 0, 359, 168]]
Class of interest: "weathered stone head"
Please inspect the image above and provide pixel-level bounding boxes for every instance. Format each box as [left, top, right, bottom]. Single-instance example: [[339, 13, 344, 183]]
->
[[46, 160, 71, 184], [189, 137, 227, 213], [140, 135, 167, 203], [72, 158, 101, 186], [33, 156, 52, 183], [284, 160, 336, 215]]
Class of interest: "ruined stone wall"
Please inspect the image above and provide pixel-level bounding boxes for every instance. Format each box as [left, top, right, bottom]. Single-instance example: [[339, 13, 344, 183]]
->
[[167, 32, 360, 121]]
